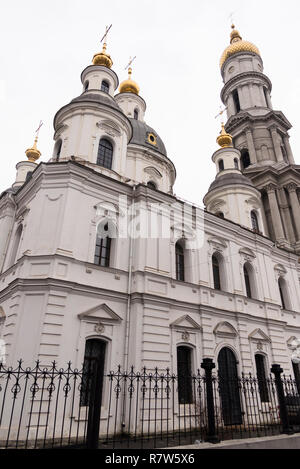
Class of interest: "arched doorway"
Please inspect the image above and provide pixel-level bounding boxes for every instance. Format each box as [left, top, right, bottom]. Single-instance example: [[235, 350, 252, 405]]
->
[[218, 347, 242, 425], [80, 339, 106, 407]]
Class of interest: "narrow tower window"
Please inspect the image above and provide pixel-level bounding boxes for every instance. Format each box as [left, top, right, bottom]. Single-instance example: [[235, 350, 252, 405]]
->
[[9, 224, 23, 267], [243, 264, 252, 298], [97, 138, 113, 169], [263, 87, 269, 108], [84, 81, 89, 91], [278, 277, 289, 310], [94, 223, 111, 267], [147, 181, 157, 190], [241, 149, 251, 169], [212, 254, 221, 290], [251, 211, 259, 232], [234, 158, 239, 169], [232, 89, 240, 113], [55, 140, 62, 161], [175, 241, 185, 281], [101, 80, 109, 93], [134, 109, 139, 120], [218, 159, 224, 172]]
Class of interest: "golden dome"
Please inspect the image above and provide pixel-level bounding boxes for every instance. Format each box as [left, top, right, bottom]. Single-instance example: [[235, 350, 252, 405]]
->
[[92, 43, 113, 68], [217, 123, 233, 148], [25, 137, 41, 163], [119, 67, 140, 95], [220, 24, 260, 68]]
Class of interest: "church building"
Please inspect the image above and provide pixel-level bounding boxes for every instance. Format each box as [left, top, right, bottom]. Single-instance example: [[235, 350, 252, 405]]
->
[[0, 25, 300, 391]]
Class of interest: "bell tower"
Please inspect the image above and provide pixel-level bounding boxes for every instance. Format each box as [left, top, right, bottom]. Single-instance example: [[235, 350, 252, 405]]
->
[[220, 25, 300, 253]]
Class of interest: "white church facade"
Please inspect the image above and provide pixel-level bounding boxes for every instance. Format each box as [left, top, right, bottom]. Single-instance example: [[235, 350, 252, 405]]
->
[[0, 25, 300, 391]]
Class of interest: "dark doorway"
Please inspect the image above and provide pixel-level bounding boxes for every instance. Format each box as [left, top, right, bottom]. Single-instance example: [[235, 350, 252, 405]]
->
[[255, 354, 269, 402], [177, 346, 193, 404], [218, 347, 242, 425], [80, 339, 106, 407]]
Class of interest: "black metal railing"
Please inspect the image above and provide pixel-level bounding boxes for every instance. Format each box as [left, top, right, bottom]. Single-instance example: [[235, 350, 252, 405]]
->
[[0, 360, 300, 449]]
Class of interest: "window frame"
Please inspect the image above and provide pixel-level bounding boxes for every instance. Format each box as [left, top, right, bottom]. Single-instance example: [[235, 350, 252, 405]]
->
[[175, 241, 185, 282], [101, 80, 110, 94], [97, 138, 113, 169]]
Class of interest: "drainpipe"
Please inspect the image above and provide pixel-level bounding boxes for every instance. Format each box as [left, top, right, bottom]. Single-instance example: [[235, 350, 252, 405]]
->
[[122, 184, 136, 427]]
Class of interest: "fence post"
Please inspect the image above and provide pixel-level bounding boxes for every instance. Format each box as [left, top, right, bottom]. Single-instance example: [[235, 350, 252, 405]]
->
[[271, 364, 294, 435], [201, 358, 220, 443]]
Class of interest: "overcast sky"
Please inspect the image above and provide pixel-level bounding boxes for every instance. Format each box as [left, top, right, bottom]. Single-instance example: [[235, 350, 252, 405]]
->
[[0, 0, 299, 205]]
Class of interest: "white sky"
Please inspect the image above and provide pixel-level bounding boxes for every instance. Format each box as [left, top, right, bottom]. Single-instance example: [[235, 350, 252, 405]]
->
[[0, 0, 299, 205]]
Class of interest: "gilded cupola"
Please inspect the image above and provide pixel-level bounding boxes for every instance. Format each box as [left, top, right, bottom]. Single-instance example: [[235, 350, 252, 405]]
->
[[216, 123, 233, 148], [25, 136, 41, 163], [92, 42, 113, 68], [220, 24, 260, 68], [119, 67, 140, 95]]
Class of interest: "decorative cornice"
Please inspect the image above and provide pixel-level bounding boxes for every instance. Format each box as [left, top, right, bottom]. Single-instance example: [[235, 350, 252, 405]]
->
[[225, 110, 292, 135]]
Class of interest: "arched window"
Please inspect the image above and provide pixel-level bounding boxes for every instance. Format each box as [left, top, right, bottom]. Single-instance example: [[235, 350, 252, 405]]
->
[[9, 224, 23, 267], [234, 158, 239, 169], [97, 138, 113, 169], [84, 81, 89, 91], [101, 80, 109, 93], [147, 181, 157, 190], [232, 89, 241, 113], [218, 159, 224, 171], [134, 109, 139, 120], [255, 354, 269, 402], [241, 149, 251, 169], [175, 241, 185, 281], [94, 223, 111, 267], [243, 263, 252, 298], [212, 254, 221, 290], [251, 210, 259, 232], [80, 339, 106, 407], [25, 171, 33, 183], [218, 347, 242, 425], [177, 346, 193, 404], [55, 139, 62, 161], [278, 277, 289, 310]]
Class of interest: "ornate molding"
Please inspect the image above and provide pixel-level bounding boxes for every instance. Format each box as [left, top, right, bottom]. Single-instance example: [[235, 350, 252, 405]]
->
[[285, 182, 297, 192], [263, 183, 278, 193]]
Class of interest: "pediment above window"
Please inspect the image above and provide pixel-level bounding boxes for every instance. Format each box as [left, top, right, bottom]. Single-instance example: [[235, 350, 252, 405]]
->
[[274, 263, 287, 277], [96, 120, 121, 137], [287, 336, 300, 350], [144, 166, 162, 179], [78, 304, 122, 323], [210, 198, 226, 213], [214, 321, 238, 338], [170, 315, 202, 331], [248, 328, 271, 343], [208, 236, 227, 252], [239, 247, 256, 261]]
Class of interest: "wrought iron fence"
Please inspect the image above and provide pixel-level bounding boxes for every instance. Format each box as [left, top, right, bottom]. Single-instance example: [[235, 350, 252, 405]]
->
[[0, 360, 300, 449]]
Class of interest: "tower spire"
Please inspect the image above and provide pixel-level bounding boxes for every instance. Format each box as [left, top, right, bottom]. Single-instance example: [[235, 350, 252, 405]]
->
[[92, 24, 113, 68], [119, 56, 140, 95]]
